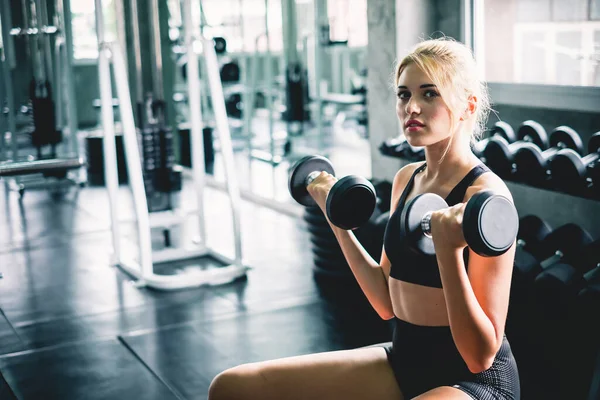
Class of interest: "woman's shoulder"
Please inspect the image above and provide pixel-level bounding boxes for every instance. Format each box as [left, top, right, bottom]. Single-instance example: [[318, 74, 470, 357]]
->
[[465, 165, 513, 203], [392, 161, 426, 188]]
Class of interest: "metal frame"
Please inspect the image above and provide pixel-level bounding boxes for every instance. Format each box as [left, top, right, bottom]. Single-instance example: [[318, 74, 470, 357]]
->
[[0, 0, 18, 161], [95, 0, 247, 290]]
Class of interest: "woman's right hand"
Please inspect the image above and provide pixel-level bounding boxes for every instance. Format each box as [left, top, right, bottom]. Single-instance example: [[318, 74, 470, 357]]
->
[[306, 171, 338, 214]]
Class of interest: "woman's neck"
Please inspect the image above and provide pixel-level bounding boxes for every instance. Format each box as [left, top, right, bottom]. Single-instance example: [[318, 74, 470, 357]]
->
[[421, 132, 479, 183]]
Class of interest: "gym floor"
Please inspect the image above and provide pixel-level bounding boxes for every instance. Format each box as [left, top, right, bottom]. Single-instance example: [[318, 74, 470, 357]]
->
[[0, 122, 391, 399]]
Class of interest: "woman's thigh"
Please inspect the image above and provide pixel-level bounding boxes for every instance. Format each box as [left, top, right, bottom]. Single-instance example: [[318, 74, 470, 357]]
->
[[209, 346, 403, 400]]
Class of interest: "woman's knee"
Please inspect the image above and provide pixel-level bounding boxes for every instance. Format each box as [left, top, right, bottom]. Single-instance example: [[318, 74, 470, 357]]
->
[[208, 364, 261, 400]]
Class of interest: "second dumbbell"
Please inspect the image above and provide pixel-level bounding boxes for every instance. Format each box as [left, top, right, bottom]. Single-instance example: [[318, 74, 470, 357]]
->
[[289, 155, 376, 230]]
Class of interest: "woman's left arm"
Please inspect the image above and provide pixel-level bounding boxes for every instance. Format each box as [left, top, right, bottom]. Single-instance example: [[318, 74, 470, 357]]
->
[[431, 180, 516, 374]]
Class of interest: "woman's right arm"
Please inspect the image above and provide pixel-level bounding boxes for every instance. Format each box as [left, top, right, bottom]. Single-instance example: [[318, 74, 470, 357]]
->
[[314, 163, 417, 320]]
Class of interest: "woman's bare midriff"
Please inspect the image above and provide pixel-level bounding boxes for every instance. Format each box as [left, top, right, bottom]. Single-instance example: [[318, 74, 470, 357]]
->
[[388, 278, 450, 326]]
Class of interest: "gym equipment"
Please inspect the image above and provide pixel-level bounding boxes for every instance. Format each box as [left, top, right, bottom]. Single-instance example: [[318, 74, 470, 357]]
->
[[0, 157, 84, 177], [550, 131, 600, 196], [213, 36, 227, 54], [534, 239, 600, 297], [94, 0, 247, 290], [516, 215, 553, 259], [220, 61, 240, 83], [0, 0, 83, 197], [400, 191, 519, 257], [85, 134, 128, 185], [30, 79, 62, 158], [515, 223, 595, 283], [225, 92, 243, 119], [513, 126, 584, 187], [473, 121, 516, 159], [534, 223, 593, 268], [483, 120, 549, 179], [288, 155, 376, 230]]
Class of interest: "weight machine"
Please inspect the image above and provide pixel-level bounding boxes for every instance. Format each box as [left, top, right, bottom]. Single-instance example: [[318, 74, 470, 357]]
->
[[0, 0, 83, 196], [95, 0, 248, 290]]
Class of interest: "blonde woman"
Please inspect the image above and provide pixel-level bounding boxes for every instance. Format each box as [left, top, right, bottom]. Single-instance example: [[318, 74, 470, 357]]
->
[[208, 38, 520, 400]]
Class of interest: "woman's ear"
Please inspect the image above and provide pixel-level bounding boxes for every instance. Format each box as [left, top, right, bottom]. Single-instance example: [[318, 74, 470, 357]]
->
[[460, 95, 477, 121]]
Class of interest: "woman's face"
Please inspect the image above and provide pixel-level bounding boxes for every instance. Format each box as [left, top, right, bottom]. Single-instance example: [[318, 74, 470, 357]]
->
[[396, 63, 454, 147]]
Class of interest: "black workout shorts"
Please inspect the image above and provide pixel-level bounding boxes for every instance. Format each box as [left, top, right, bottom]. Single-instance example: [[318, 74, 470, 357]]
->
[[383, 318, 520, 399]]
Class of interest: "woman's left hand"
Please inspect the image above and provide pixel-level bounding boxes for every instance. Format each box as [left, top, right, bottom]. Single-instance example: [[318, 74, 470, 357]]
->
[[430, 203, 468, 253]]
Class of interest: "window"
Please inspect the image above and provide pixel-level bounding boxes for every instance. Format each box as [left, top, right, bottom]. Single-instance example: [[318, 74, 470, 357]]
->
[[197, 0, 283, 53], [470, 0, 600, 112], [478, 0, 600, 87], [327, 0, 368, 48], [71, 0, 117, 60]]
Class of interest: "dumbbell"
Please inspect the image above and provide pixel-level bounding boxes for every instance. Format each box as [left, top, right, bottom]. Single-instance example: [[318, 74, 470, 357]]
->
[[549, 131, 600, 196], [519, 223, 594, 281], [473, 121, 516, 159], [513, 126, 584, 187], [512, 215, 553, 281], [289, 155, 376, 230], [483, 120, 549, 179], [534, 238, 600, 299], [399, 191, 519, 257], [516, 215, 553, 257]]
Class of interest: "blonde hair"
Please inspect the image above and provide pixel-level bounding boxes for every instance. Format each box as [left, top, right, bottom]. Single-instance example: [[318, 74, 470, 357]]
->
[[395, 37, 492, 146]]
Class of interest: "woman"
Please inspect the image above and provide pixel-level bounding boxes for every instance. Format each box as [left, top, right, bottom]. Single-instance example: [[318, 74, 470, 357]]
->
[[208, 38, 520, 400]]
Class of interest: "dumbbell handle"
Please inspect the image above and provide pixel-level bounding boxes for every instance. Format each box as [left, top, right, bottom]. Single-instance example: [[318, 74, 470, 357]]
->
[[421, 212, 434, 238], [305, 171, 323, 186]]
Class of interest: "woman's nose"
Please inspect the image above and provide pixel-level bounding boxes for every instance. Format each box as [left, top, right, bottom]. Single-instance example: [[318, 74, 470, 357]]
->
[[405, 97, 421, 115]]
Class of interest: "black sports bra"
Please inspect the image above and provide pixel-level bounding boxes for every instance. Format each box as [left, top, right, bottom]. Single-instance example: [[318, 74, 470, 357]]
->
[[383, 163, 491, 288]]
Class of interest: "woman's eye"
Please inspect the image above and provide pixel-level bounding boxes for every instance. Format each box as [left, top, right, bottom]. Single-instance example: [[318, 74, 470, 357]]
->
[[397, 91, 410, 99], [424, 90, 439, 98]]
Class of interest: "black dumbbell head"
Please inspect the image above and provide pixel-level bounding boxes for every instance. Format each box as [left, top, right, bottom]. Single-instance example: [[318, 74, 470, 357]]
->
[[482, 136, 514, 178], [538, 223, 593, 261], [513, 142, 546, 184], [518, 120, 550, 149], [550, 126, 584, 155], [326, 176, 376, 230], [289, 155, 335, 207], [492, 121, 517, 143], [400, 193, 448, 256], [463, 191, 519, 257], [518, 215, 552, 249], [549, 149, 588, 193]]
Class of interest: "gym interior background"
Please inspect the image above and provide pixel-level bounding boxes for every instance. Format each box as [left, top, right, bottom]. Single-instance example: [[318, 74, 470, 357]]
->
[[0, 0, 599, 398]]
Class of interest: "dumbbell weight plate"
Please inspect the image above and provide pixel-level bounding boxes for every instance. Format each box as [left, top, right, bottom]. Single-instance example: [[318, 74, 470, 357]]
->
[[492, 121, 517, 143], [400, 193, 448, 256], [549, 149, 588, 193], [518, 215, 552, 255], [588, 132, 600, 155], [518, 120, 549, 149], [326, 175, 376, 230], [463, 191, 519, 257], [550, 126, 584, 155], [289, 156, 335, 207]]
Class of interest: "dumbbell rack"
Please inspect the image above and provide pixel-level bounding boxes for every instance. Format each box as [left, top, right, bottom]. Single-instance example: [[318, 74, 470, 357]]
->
[[94, 0, 248, 290]]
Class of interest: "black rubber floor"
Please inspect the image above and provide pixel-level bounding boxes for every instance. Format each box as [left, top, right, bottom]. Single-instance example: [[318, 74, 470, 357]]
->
[[0, 157, 390, 399]]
